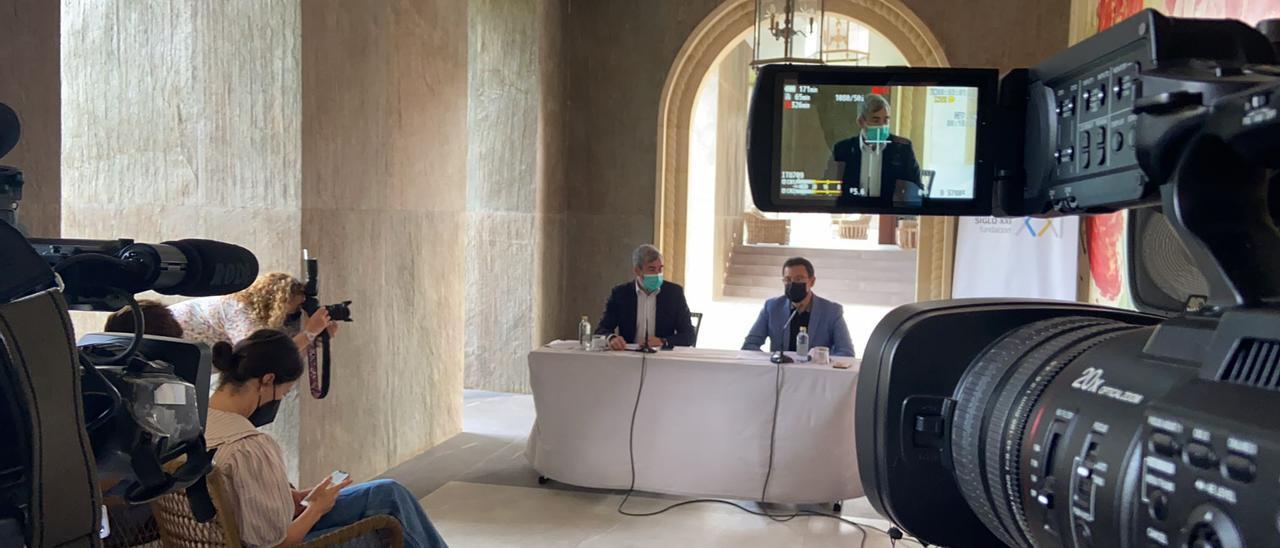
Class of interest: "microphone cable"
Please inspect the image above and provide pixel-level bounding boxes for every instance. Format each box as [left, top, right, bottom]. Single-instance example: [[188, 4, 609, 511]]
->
[[612, 348, 919, 546]]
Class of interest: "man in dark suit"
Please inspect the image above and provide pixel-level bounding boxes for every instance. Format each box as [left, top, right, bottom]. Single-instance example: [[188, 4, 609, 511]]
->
[[595, 244, 696, 350], [824, 93, 923, 206]]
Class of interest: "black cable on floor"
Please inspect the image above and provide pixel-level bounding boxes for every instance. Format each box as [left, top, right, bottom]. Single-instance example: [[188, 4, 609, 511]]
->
[[614, 351, 920, 546]]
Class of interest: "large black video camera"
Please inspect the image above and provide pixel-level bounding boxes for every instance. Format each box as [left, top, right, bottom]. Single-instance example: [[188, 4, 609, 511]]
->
[[0, 103, 260, 546], [749, 9, 1280, 548]]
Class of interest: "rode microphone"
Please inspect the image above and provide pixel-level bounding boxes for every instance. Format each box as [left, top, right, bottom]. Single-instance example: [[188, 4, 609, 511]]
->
[[156, 239, 259, 296], [29, 237, 259, 308]]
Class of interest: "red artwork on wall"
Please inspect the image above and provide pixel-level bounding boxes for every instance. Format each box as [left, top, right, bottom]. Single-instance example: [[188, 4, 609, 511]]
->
[[1086, 211, 1126, 301], [1098, 0, 1146, 30]]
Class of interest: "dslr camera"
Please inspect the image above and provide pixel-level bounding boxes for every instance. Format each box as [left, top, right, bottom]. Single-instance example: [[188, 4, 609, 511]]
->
[[298, 250, 353, 399], [749, 9, 1280, 548], [0, 103, 260, 546]]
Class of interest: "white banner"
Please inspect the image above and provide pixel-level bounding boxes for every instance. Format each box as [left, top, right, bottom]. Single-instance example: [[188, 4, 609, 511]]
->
[[952, 216, 1080, 300]]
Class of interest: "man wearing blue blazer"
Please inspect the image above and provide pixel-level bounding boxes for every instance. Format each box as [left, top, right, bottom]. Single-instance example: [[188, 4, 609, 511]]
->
[[742, 257, 856, 358]]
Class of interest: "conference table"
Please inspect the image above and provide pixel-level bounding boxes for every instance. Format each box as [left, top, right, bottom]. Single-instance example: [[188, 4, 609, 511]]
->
[[525, 342, 863, 505]]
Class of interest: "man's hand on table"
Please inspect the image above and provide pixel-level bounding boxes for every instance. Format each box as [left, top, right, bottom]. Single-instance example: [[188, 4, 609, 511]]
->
[[608, 335, 627, 351]]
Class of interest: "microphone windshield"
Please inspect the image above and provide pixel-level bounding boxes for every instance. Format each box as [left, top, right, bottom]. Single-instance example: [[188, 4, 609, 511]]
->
[[158, 239, 259, 296], [0, 103, 20, 160]]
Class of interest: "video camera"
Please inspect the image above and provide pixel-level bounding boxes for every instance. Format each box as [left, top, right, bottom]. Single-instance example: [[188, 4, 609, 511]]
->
[[749, 9, 1280, 547], [0, 102, 259, 546]]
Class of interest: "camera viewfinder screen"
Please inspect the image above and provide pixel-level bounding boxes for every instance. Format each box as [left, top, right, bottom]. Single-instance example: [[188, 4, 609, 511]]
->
[[777, 81, 979, 207]]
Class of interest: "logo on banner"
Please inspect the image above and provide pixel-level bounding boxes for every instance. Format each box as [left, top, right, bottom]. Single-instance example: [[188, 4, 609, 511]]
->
[[1022, 218, 1063, 238], [971, 217, 1063, 239]]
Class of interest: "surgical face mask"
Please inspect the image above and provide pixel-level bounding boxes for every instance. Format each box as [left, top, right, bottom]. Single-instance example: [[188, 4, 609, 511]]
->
[[642, 274, 663, 293], [864, 124, 890, 144], [248, 384, 281, 428], [786, 281, 809, 303]]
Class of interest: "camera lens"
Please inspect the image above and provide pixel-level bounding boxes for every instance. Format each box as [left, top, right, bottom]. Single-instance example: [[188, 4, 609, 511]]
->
[[324, 301, 352, 322], [950, 317, 1140, 547]]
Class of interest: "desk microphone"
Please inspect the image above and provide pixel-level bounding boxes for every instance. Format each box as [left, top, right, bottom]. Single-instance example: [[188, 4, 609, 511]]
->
[[770, 307, 799, 364]]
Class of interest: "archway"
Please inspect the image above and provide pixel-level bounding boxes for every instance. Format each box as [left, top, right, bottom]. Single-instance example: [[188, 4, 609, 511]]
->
[[655, 0, 955, 302]]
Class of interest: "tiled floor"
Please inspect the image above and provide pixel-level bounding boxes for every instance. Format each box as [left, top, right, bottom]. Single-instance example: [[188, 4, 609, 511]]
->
[[420, 482, 902, 548], [387, 391, 917, 547]]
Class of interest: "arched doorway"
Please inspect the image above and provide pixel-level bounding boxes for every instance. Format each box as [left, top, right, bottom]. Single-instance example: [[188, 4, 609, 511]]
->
[[656, 0, 954, 349]]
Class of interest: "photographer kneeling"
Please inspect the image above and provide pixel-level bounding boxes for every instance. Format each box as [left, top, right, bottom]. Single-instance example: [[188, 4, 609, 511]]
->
[[206, 329, 447, 548], [169, 272, 337, 352]]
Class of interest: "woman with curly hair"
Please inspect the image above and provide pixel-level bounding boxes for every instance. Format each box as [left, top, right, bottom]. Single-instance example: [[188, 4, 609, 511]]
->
[[169, 272, 337, 351]]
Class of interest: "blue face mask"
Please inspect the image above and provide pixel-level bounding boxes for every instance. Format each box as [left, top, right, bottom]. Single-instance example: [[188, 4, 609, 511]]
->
[[864, 125, 890, 144], [642, 274, 663, 293]]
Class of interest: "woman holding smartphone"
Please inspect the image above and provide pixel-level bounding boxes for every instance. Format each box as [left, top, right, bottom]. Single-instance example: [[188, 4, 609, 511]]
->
[[204, 329, 447, 547]]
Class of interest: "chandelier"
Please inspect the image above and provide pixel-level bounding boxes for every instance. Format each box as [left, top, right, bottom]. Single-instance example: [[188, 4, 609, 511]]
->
[[752, 0, 825, 67]]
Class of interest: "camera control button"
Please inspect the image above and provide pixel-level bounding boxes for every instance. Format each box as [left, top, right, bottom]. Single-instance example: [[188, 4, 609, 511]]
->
[[1036, 491, 1054, 509], [1223, 454, 1256, 483], [1149, 432, 1180, 458], [1184, 442, 1218, 470]]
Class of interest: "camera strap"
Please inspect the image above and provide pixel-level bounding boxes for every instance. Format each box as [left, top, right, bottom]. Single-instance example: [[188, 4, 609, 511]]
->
[[307, 333, 331, 399]]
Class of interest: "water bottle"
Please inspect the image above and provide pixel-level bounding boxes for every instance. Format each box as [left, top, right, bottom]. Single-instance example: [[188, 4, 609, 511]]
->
[[796, 326, 810, 360], [578, 315, 592, 350]]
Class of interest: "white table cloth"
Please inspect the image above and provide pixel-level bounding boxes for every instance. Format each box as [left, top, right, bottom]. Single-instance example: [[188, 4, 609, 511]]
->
[[525, 343, 863, 504]]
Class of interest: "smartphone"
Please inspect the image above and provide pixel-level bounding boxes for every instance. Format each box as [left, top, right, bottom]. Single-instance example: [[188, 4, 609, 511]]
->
[[301, 470, 350, 507]]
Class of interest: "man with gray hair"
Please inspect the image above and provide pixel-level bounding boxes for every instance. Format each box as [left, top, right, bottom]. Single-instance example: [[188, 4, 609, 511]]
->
[[824, 92, 921, 204], [594, 244, 695, 350]]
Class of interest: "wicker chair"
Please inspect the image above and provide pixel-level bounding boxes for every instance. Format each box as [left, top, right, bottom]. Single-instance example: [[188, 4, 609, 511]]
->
[[832, 216, 871, 240], [744, 210, 790, 245], [150, 465, 404, 548]]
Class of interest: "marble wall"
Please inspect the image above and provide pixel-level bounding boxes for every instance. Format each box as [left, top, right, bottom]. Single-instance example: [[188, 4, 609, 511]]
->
[[298, 0, 468, 483], [463, 0, 568, 393], [0, 0, 59, 237], [61, 1, 302, 273]]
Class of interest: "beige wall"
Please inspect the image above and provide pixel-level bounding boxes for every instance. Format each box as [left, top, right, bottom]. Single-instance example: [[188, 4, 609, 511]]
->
[[299, 0, 467, 484], [0, 0, 59, 237], [463, 0, 568, 393], [61, 1, 302, 272]]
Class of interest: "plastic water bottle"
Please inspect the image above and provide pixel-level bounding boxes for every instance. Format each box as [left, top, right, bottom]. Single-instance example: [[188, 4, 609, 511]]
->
[[796, 326, 810, 360], [578, 315, 592, 350]]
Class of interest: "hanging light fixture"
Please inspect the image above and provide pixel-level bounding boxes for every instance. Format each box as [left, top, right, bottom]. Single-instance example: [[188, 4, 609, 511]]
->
[[752, 0, 825, 67], [821, 15, 870, 65]]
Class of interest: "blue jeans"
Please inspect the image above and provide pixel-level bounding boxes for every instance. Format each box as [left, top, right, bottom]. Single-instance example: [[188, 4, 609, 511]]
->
[[304, 479, 447, 548]]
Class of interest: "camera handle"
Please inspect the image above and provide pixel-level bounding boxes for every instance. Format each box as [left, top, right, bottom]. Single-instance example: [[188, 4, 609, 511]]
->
[[1137, 86, 1280, 311]]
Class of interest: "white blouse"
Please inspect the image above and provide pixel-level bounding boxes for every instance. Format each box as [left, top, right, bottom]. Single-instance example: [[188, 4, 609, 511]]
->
[[168, 296, 263, 347]]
